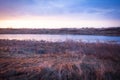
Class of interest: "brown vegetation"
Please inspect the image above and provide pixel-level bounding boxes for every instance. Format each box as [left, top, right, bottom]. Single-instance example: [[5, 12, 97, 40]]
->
[[0, 40, 120, 80], [0, 27, 120, 36]]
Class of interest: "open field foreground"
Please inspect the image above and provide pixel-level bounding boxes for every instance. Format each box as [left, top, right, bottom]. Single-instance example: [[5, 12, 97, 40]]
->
[[0, 40, 120, 80]]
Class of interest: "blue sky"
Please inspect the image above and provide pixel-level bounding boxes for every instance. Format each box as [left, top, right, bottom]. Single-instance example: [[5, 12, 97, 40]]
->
[[0, 0, 120, 28]]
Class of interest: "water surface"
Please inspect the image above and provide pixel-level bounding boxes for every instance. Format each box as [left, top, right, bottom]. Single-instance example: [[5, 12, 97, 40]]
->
[[0, 34, 120, 42]]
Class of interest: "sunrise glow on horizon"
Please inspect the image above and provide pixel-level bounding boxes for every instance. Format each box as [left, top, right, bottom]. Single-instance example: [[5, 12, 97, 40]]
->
[[0, 0, 120, 28], [0, 18, 120, 29]]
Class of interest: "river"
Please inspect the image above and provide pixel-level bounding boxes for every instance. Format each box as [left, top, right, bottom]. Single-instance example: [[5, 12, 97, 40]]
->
[[0, 34, 120, 43]]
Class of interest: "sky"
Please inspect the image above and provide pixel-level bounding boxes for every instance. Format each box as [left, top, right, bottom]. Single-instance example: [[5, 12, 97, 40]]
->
[[0, 0, 120, 28]]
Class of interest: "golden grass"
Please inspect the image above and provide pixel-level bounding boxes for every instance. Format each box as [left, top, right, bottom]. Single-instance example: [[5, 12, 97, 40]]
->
[[0, 40, 120, 80]]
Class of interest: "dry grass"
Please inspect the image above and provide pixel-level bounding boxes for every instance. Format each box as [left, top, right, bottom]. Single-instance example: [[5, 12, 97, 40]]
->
[[0, 40, 120, 80]]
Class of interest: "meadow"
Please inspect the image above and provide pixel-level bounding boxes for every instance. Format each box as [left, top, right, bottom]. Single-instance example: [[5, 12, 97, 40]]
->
[[0, 40, 120, 80], [0, 27, 120, 36]]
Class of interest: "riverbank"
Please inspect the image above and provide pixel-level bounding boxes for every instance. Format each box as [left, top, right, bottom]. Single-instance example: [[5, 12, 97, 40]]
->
[[0, 27, 120, 36], [0, 40, 120, 80]]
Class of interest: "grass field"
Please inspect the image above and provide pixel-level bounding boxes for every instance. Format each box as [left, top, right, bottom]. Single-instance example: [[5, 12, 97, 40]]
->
[[0, 40, 120, 80], [0, 27, 120, 36]]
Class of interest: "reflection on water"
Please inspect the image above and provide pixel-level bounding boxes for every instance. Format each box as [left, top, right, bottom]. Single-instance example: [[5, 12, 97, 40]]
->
[[0, 34, 120, 42]]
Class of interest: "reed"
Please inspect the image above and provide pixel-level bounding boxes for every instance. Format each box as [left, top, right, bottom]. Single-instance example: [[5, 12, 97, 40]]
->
[[0, 40, 120, 80]]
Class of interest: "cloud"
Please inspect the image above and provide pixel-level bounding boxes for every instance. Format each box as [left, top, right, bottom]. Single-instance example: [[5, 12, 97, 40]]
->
[[0, 0, 120, 20]]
